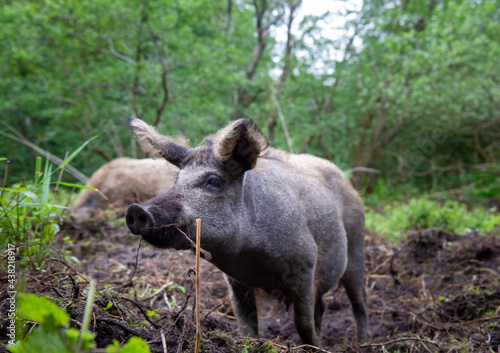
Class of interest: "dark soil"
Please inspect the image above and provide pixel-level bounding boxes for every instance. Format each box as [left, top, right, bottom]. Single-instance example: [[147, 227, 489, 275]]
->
[[1, 220, 499, 352]]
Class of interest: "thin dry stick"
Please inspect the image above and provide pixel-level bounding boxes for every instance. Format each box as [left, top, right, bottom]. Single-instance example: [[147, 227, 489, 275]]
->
[[359, 336, 443, 351], [127, 238, 143, 282], [194, 218, 202, 353], [176, 226, 212, 261], [160, 328, 167, 353]]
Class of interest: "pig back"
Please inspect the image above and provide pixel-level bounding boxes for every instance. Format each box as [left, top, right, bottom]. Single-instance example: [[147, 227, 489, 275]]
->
[[223, 149, 361, 287], [247, 149, 363, 243]]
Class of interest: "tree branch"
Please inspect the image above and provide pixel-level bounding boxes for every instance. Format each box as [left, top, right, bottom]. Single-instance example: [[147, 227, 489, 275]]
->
[[145, 11, 170, 126], [130, 3, 147, 120], [246, 0, 271, 80], [223, 0, 232, 35], [106, 37, 137, 66]]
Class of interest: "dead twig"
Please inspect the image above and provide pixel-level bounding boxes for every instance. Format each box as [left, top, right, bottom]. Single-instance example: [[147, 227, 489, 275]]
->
[[120, 296, 161, 329], [128, 238, 143, 281], [160, 268, 196, 345], [359, 336, 444, 351], [202, 296, 231, 322], [175, 226, 212, 261], [160, 328, 167, 353], [96, 317, 154, 341]]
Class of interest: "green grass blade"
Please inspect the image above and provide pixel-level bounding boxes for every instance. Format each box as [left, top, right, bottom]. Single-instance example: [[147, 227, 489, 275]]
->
[[34, 156, 42, 184], [57, 135, 98, 172], [41, 159, 52, 204], [52, 182, 95, 190], [53, 182, 108, 200], [78, 281, 96, 350]]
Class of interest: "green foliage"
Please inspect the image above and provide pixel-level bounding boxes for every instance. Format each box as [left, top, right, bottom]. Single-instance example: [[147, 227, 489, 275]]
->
[[106, 337, 151, 353], [18, 294, 70, 328], [252, 341, 278, 353], [8, 292, 150, 353], [0, 156, 95, 269], [8, 293, 95, 353], [1, 0, 499, 193], [1, 158, 65, 267], [366, 197, 500, 243]]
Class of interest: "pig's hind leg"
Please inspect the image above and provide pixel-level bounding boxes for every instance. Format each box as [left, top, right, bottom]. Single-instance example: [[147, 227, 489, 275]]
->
[[340, 245, 368, 343], [225, 276, 259, 338], [314, 295, 326, 331]]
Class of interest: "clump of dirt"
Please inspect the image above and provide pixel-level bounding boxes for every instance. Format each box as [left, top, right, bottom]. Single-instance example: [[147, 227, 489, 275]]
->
[[1, 222, 499, 352]]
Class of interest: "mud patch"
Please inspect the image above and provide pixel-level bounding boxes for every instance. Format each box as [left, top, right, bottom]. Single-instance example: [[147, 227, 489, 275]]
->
[[1, 224, 499, 352]]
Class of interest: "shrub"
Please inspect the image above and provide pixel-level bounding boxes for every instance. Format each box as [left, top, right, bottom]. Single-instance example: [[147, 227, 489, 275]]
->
[[366, 197, 500, 243]]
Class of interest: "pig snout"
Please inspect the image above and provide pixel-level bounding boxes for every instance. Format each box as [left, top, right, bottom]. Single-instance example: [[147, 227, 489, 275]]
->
[[126, 203, 154, 235]]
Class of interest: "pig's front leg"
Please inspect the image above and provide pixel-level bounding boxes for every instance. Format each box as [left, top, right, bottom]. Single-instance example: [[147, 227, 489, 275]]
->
[[225, 275, 258, 337]]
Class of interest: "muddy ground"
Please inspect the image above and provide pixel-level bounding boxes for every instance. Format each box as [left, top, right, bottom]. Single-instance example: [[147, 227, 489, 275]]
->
[[1, 219, 499, 352]]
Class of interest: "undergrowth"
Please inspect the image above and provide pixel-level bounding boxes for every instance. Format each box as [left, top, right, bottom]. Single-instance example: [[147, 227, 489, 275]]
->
[[1, 141, 150, 352], [0, 153, 94, 269], [8, 286, 150, 353], [366, 197, 500, 243]]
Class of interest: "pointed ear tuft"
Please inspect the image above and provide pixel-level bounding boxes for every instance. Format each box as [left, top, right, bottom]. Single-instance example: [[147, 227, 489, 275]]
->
[[129, 118, 164, 159], [129, 118, 189, 167], [214, 118, 268, 175]]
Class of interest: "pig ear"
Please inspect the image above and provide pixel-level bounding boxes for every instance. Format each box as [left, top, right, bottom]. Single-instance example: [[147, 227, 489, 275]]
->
[[129, 118, 189, 167], [214, 118, 268, 174]]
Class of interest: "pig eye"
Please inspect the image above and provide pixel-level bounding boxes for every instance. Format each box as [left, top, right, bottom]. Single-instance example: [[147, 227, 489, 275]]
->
[[204, 175, 224, 193]]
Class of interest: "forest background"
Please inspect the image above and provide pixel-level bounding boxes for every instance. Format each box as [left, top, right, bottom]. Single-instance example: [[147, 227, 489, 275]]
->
[[1, 0, 499, 200], [1, 1, 500, 352]]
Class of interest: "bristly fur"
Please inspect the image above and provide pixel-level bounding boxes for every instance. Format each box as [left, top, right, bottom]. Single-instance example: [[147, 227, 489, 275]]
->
[[129, 118, 167, 159], [213, 119, 269, 169], [129, 119, 190, 166]]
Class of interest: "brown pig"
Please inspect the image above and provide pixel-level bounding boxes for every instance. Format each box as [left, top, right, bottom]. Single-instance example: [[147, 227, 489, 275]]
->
[[125, 118, 368, 346], [71, 157, 179, 223]]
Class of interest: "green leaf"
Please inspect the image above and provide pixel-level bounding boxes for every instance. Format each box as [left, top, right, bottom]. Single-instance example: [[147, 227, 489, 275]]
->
[[22, 191, 38, 202], [56, 135, 98, 171], [53, 182, 108, 200], [52, 182, 97, 191], [65, 328, 96, 351], [34, 157, 42, 185], [67, 255, 81, 266], [8, 328, 72, 353], [106, 339, 121, 352], [18, 294, 69, 329], [41, 159, 52, 204], [120, 337, 151, 353]]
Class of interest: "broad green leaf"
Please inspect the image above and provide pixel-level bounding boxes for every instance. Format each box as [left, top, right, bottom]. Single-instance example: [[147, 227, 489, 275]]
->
[[121, 337, 151, 353], [18, 294, 69, 328]]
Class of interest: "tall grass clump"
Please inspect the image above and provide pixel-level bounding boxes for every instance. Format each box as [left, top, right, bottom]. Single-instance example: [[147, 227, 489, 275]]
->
[[366, 197, 500, 243], [0, 137, 96, 269]]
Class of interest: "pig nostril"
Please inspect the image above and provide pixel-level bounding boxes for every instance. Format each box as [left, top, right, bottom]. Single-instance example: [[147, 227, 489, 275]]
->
[[126, 203, 154, 234]]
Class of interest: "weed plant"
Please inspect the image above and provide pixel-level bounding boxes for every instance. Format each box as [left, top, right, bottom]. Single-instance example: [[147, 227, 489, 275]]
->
[[366, 197, 500, 243], [0, 136, 99, 269], [2, 139, 151, 352], [8, 285, 150, 353]]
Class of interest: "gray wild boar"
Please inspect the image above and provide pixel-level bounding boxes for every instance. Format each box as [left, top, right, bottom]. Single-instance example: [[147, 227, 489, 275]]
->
[[125, 118, 368, 346], [71, 157, 179, 223]]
